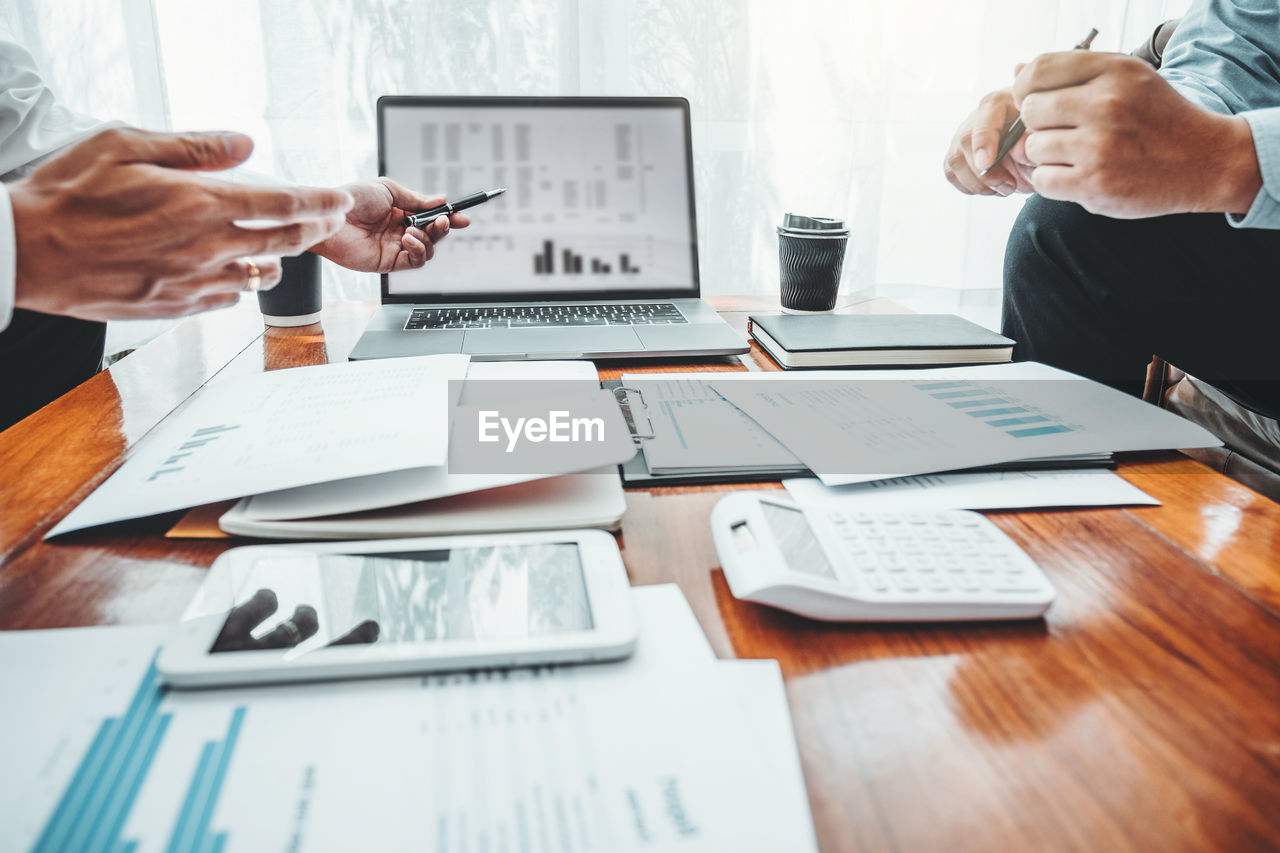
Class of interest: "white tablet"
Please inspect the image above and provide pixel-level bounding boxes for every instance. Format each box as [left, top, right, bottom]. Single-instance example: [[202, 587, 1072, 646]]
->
[[157, 530, 637, 688]]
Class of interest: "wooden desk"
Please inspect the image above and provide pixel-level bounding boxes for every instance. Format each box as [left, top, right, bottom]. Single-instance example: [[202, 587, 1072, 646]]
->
[[2, 297, 1278, 852]]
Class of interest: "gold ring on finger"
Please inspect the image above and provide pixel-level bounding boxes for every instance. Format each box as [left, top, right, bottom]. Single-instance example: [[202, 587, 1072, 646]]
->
[[242, 257, 262, 292]]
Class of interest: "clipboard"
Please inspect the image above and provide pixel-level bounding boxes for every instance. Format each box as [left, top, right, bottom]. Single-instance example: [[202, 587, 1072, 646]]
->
[[603, 379, 812, 487], [602, 380, 1114, 489]]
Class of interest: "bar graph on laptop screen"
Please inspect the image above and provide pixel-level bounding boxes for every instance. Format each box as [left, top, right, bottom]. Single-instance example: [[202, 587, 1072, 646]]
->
[[381, 102, 697, 296]]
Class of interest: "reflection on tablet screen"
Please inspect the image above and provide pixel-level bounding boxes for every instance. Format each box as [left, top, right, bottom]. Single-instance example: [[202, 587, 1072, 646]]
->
[[212, 544, 592, 654]]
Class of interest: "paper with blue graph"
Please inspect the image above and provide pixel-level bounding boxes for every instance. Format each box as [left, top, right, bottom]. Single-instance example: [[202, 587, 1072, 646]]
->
[[709, 362, 1220, 487], [47, 355, 470, 539], [0, 585, 816, 853]]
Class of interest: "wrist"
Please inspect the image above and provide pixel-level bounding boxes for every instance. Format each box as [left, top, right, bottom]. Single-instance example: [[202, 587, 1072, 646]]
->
[[7, 182, 53, 313], [1208, 115, 1263, 215], [307, 237, 335, 263]]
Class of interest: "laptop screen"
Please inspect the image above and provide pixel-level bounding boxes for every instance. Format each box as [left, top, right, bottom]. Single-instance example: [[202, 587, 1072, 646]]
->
[[379, 97, 700, 303]]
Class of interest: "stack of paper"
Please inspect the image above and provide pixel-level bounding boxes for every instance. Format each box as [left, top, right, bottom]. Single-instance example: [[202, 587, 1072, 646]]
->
[[624, 362, 1218, 487], [0, 585, 817, 852], [707, 362, 1219, 486], [784, 469, 1160, 512], [49, 357, 638, 541]]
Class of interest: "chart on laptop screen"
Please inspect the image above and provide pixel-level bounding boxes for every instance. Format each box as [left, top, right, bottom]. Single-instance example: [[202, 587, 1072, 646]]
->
[[382, 103, 697, 296]]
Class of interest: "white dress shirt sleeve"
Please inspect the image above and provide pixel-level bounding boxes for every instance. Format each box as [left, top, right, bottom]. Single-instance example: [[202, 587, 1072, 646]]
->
[[1159, 1, 1280, 230], [0, 181, 13, 331], [1230, 108, 1280, 230], [0, 29, 111, 331]]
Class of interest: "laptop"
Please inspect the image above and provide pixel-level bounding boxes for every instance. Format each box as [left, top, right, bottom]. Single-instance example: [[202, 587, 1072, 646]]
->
[[350, 96, 748, 361]]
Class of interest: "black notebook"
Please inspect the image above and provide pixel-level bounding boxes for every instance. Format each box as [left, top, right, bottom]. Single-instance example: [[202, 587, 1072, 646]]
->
[[748, 313, 1014, 369]]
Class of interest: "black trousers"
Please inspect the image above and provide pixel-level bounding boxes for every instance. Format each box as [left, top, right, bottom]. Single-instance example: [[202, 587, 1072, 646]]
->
[[1002, 195, 1280, 419], [0, 309, 106, 431]]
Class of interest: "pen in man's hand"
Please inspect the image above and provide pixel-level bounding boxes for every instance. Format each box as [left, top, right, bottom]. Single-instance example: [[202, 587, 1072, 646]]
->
[[979, 28, 1099, 177], [403, 187, 507, 228]]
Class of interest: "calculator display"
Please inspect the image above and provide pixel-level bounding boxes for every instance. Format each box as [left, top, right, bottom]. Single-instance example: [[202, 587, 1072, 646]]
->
[[760, 503, 837, 579]]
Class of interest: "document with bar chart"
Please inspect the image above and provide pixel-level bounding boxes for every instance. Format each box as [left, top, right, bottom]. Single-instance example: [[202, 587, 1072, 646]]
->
[[381, 103, 696, 295], [708, 362, 1221, 487], [0, 587, 817, 853], [48, 356, 469, 537]]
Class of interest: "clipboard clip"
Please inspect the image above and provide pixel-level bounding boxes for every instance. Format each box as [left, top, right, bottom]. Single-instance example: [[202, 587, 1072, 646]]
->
[[613, 386, 656, 445]]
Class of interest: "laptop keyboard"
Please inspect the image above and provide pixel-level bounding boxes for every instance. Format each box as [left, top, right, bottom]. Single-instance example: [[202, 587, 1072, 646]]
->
[[404, 303, 687, 330]]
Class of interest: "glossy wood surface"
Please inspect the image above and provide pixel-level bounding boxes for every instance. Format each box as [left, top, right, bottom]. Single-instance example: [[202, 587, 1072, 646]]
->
[[1, 296, 1278, 851]]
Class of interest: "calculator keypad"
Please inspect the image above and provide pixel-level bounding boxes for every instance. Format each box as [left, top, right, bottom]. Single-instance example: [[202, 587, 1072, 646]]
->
[[813, 509, 1049, 598]]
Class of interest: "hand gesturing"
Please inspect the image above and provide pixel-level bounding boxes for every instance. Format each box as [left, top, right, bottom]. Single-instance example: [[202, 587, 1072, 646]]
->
[[310, 178, 471, 273]]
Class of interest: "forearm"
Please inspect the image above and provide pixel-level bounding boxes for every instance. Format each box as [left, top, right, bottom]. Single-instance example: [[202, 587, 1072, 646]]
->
[[0, 33, 117, 332]]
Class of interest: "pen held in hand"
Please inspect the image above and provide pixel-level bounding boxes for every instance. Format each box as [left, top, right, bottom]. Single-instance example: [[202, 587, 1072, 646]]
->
[[979, 28, 1099, 177], [403, 187, 507, 228]]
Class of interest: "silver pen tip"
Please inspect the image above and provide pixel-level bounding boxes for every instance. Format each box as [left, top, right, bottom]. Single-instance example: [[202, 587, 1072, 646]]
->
[[491, 187, 508, 196]]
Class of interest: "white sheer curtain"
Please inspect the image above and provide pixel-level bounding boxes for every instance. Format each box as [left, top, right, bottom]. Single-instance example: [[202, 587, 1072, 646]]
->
[[6, 0, 1192, 328]]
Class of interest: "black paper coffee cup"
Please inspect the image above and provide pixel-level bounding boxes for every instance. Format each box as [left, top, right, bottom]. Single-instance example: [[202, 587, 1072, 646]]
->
[[258, 252, 322, 327], [777, 213, 849, 313]]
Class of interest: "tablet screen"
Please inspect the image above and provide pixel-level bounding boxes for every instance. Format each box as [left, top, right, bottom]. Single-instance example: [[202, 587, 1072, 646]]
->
[[209, 544, 592, 654]]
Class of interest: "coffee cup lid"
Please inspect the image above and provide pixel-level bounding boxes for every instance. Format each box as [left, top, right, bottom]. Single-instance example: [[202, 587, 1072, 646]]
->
[[782, 212, 846, 231]]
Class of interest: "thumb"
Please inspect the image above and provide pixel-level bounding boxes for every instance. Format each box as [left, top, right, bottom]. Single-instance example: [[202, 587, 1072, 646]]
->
[[972, 94, 1012, 171], [972, 126, 1002, 172], [119, 129, 255, 171], [379, 177, 445, 211]]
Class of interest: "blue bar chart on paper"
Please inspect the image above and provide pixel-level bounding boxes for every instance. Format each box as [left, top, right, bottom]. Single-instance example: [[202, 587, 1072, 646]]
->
[[147, 424, 241, 482], [30, 656, 244, 853], [5, 618, 817, 853], [913, 381, 1078, 439]]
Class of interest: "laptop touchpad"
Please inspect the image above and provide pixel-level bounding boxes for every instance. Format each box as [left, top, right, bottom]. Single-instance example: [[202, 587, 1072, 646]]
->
[[351, 330, 464, 359], [464, 327, 642, 355]]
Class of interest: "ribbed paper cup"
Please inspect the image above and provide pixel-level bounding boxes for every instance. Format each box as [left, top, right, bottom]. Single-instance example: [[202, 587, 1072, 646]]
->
[[777, 213, 848, 313]]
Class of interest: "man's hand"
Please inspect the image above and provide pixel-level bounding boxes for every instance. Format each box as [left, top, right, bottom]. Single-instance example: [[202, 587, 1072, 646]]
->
[[1014, 51, 1262, 218], [9, 127, 354, 321], [309, 178, 470, 273], [944, 87, 1036, 197]]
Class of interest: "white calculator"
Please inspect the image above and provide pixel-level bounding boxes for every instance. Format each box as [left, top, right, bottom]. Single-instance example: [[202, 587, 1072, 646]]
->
[[710, 492, 1055, 621]]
